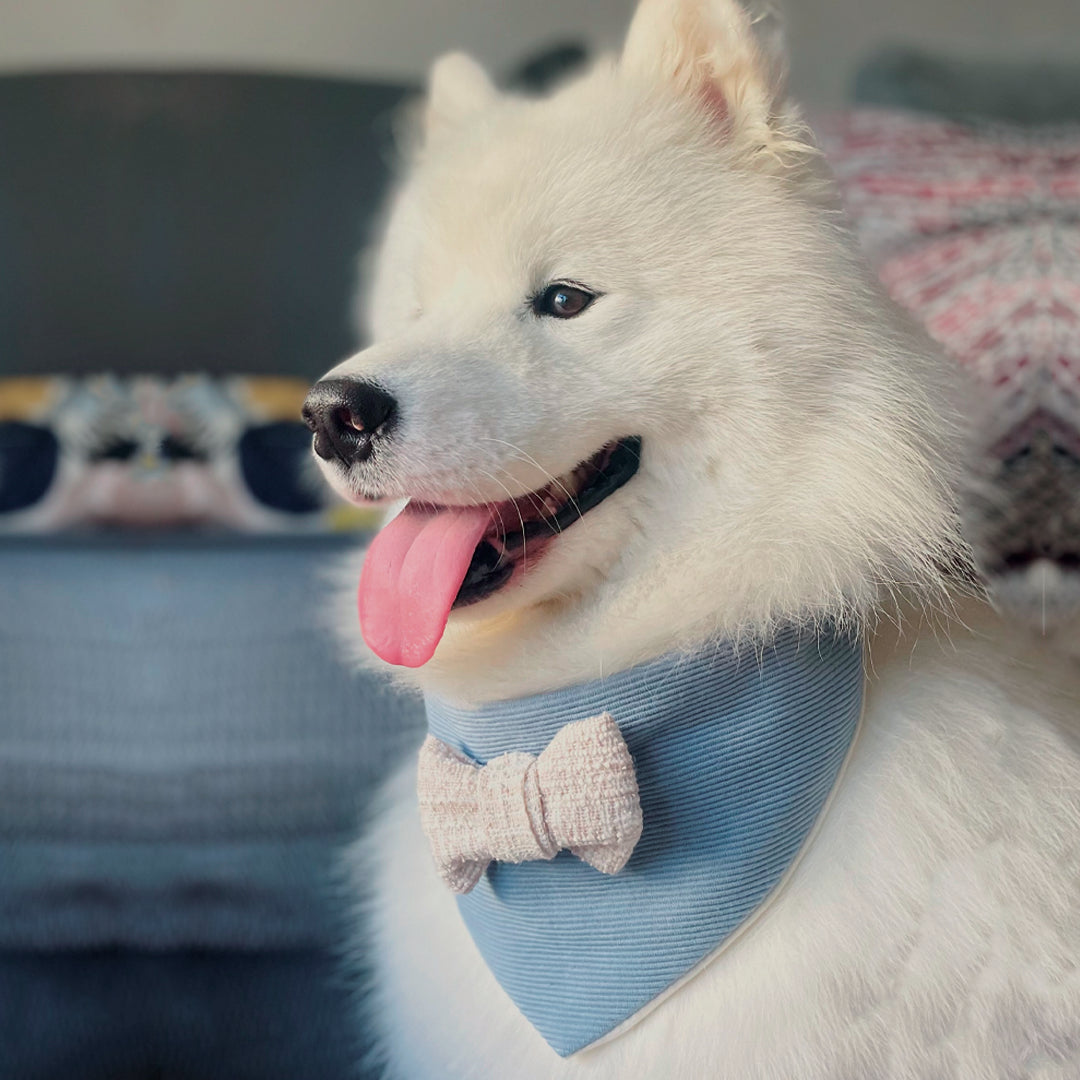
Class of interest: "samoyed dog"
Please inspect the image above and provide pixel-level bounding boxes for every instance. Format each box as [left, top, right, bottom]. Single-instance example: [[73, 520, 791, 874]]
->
[[302, 0, 1080, 1075]]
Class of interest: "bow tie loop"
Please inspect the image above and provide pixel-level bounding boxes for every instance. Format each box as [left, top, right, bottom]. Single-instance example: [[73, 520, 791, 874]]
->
[[417, 713, 643, 894]]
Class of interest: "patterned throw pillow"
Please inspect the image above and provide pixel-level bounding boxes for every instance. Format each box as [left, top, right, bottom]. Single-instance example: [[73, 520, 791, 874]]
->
[[0, 376, 377, 533], [822, 110, 1080, 629]]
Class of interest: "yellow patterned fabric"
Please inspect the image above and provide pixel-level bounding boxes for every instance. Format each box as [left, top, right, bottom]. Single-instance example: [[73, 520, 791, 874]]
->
[[0, 374, 377, 533]]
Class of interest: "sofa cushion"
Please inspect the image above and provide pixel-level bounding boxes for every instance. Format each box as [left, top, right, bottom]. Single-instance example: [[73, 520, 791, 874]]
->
[[854, 49, 1080, 126], [0, 534, 424, 948]]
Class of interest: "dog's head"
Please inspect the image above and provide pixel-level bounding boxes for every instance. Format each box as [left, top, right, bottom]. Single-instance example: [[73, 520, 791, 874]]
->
[[305, 0, 967, 701]]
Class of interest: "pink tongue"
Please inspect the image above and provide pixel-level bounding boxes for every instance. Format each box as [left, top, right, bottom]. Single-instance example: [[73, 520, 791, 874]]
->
[[358, 503, 494, 667]]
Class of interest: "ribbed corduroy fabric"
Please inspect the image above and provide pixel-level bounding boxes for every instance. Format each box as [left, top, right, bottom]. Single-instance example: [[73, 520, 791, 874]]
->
[[425, 627, 864, 1056]]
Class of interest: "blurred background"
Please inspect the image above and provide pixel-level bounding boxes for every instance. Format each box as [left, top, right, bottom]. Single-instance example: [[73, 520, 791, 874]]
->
[[0, 1, 1076, 1078], [2, 0, 1078, 108]]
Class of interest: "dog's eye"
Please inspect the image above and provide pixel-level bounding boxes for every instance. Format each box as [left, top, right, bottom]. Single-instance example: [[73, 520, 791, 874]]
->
[[531, 282, 597, 319]]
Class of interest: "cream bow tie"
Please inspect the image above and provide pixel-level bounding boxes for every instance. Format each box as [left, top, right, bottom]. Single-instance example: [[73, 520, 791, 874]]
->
[[417, 713, 643, 894]]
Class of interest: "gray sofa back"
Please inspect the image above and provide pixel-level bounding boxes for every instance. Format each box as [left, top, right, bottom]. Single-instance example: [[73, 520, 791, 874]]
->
[[0, 72, 413, 378]]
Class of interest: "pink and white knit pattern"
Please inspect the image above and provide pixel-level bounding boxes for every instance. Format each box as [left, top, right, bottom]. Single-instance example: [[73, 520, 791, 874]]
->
[[822, 110, 1080, 615]]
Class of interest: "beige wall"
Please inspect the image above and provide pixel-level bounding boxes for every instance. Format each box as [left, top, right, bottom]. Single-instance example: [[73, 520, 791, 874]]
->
[[0, 0, 634, 82], [0, 0, 1076, 107]]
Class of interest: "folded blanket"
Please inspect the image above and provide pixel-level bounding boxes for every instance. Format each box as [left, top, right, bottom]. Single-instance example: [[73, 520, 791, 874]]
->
[[822, 109, 1080, 627]]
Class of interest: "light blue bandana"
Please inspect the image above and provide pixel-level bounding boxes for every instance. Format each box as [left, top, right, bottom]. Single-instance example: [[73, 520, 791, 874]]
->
[[424, 626, 864, 1056]]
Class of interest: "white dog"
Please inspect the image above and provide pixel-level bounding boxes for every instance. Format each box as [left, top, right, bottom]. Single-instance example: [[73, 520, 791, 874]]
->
[[302, 0, 1080, 1075]]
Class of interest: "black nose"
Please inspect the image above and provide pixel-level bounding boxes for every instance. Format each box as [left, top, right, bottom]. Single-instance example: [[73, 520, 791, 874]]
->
[[301, 378, 398, 465]]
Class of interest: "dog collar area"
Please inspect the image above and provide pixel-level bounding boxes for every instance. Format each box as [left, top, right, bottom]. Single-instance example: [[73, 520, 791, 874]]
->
[[423, 626, 865, 1056]]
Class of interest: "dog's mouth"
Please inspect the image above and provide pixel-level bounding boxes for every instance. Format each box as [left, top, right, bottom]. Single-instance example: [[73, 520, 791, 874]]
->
[[358, 436, 642, 668], [455, 436, 642, 607]]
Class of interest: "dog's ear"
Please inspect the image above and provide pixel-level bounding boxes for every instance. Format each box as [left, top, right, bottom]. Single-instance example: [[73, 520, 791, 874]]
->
[[621, 0, 800, 159], [424, 52, 497, 140]]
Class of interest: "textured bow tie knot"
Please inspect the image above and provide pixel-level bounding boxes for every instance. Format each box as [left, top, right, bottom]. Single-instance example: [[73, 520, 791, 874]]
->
[[417, 713, 643, 894]]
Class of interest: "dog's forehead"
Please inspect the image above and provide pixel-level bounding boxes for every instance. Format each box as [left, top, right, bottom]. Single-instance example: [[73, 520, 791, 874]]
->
[[407, 82, 704, 281]]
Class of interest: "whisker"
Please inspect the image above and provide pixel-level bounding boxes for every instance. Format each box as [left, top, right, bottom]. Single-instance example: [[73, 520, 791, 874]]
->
[[479, 437, 584, 532], [475, 468, 529, 570], [461, 475, 507, 547]]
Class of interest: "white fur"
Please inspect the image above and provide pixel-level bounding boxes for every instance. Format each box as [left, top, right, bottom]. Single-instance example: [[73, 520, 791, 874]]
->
[[319, 1, 1080, 1075], [359, 612, 1080, 1080]]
